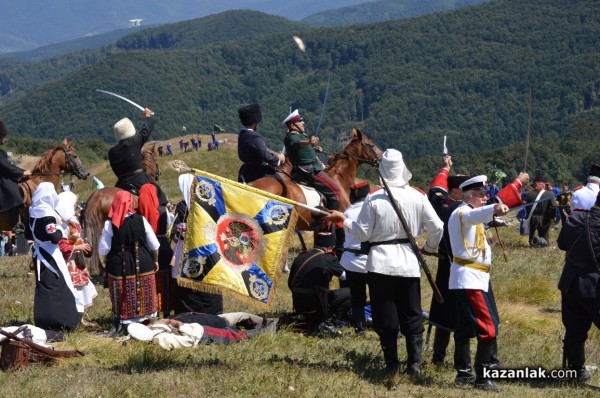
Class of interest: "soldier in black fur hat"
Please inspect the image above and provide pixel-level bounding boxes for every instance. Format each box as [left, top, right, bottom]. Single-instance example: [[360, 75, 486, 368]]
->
[[0, 119, 32, 213], [237, 103, 284, 183]]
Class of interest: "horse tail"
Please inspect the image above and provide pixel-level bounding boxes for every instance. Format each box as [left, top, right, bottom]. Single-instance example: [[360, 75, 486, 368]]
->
[[82, 190, 106, 276]]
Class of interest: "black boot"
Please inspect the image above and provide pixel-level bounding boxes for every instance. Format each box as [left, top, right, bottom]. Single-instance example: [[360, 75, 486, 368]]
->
[[432, 327, 451, 365], [108, 316, 126, 338], [565, 343, 591, 383], [454, 338, 475, 385], [352, 306, 367, 335], [380, 332, 399, 373], [489, 338, 502, 370], [406, 334, 423, 376], [474, 339, 501, 392]]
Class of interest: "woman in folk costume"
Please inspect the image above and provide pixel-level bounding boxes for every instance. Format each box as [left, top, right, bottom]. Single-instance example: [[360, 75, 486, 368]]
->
[[55, 191, 97, 319], [99, 190, 160, 337], [171, 174, 224, 314], [28, 182, 82, 339], [138, 183, 174, 315]]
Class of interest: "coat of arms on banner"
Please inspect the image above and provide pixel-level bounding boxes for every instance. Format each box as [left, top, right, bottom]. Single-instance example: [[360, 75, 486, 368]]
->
[[178, 173, 297, 308]]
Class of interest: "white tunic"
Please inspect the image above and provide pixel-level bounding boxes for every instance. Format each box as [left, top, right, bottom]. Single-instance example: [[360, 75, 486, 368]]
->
[[570, 182, 600, 211], [343, 186, 443, 277], [448, 203, 495, 291], [339, 201, 367, 274]]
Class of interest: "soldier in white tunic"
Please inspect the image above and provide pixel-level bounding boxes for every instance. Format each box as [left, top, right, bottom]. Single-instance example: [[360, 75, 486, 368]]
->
[[448, 175, 509, 392], [327, 149, 443, 377]]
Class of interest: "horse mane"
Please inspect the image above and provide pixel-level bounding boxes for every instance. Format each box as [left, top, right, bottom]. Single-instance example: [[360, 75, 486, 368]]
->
[[31, 144, 63, 174]]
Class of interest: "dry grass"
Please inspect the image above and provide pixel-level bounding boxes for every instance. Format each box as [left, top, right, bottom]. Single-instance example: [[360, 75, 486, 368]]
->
[[1, 144, 598, 397]]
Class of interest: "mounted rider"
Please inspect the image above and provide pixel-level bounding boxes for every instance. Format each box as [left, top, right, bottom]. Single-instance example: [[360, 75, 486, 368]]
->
[[283, 109, 341, 211], [237, 103, 285, 183], [0, 119, 31, 213], [108, 108, 167, 205]]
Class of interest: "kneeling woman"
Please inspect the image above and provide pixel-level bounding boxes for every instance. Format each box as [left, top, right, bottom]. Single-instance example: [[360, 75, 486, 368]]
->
[[99, 190, 160, 336], [28, 182, 83, 340]]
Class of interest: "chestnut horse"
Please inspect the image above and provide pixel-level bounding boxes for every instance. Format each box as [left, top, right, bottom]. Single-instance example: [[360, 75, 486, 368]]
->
[[249, 129, 382, 230], [0, 139, 89, 231], [82, 143, 160, 274]]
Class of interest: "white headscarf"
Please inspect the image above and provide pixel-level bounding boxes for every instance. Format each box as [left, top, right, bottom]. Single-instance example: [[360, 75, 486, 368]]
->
[[179, 174, 195, 210], [29, 182, 59, 219], [378, 149, 412, 187], [56, 191, 78, 223]]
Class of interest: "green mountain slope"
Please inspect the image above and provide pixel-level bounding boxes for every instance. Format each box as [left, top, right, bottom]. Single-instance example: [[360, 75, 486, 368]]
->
[[1, 1, 599, 184], [303, 0, 490, 26]]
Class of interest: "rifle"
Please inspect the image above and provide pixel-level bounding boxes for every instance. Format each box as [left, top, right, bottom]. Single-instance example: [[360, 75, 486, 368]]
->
[[378, 170, 444, 304], [0, 328, 84, 358]]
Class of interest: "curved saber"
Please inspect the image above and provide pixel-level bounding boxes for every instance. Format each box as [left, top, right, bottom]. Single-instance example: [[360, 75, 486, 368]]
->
[[96, 89, 145, 111]]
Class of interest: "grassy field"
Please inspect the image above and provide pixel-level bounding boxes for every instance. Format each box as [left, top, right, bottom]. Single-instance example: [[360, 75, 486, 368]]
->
[[0, 138, 598, 397]]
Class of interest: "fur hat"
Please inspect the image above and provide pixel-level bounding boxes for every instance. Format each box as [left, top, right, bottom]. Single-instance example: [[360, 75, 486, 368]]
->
[[533, 175, 546, 183], [588, 163, 600, 178], [114, 118, 136, 141], [448, 175, 471, 190], [314, 231, 336, 248], [350, 181, 370, 203], [238, 104, 262, 126], [0, 120, 7, 139]]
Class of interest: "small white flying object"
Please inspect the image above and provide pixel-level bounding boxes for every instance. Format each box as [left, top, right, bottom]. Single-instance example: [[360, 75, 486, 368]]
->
[[292, 35, 306, 52], [129, 19, 143, 27]]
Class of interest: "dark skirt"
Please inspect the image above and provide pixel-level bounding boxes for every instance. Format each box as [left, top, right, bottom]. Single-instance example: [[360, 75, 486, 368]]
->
[[34, 263, 79, 331]]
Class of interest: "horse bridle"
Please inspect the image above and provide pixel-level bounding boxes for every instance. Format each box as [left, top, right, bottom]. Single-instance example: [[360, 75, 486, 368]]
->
[[341, 139, 381, 167], [63, 145, 87, 179]]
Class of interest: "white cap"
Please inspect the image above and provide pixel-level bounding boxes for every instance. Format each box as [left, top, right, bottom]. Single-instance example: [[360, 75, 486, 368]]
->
[[459, 175, 487, 191], [114, 118, 135, 141], [282, 109, 302, 125]]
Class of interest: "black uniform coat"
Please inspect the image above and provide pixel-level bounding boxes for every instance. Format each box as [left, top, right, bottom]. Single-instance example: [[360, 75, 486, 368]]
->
[[557, 207, 600, 343], [288, 249, 346, 317], [108, 118, 155, 191], [0, 148, 25, 212], [427, 187, 461, 330], [237, 128, 280, 183]]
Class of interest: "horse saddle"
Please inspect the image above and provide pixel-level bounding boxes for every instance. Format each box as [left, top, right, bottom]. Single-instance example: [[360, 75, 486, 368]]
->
[[295, 183, 325, 210]]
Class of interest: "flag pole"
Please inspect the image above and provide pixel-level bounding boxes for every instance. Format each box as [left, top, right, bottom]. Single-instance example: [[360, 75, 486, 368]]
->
[[188, 168, 330, 216]]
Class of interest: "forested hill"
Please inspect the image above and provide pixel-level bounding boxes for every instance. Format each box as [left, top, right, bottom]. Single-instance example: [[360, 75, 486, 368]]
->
[[0, 11, 311, 103], [0, 0, 599, 183], [115, 10, 311, 50], [303, 0, 491, 26]]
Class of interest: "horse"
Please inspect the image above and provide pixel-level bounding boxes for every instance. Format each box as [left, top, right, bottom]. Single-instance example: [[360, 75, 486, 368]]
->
[[0, 139, 89, 231], [82, 143, 160, 275], [249, 128, 382, 231]]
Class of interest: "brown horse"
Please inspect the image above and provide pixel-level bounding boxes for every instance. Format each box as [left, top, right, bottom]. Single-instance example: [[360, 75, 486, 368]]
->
[[249, 129, 382, 230], [82, 143, 160, 274], [0, 139, 89, 231]]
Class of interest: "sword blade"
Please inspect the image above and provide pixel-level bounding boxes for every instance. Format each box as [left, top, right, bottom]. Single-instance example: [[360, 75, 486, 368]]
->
[[96, 89, 145, 112], [443, 135, 448, 155]]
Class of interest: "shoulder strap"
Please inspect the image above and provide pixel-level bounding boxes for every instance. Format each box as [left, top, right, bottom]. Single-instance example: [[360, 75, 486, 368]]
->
[[584, 212, 600, 272], [290, 251, 324, 287], [526, 190, 546, 222]]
